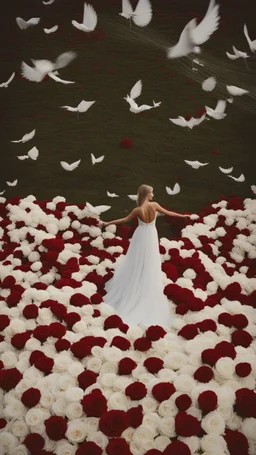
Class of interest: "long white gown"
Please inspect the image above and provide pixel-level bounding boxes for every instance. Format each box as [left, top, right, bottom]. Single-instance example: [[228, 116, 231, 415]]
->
[[104, 215, 173, 327]]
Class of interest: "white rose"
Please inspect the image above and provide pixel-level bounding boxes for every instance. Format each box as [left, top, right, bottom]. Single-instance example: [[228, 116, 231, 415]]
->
[[66, 419, 87, 443], [201, 411, 225, 435], [217, 405, 232, 421], [241, 418, 256, 442], [158, 400, 177, 417], [141, 397, 158, 413], [1, 351, 18, 368], [15, 379, 34, 395], [173, 374, 196, 392], [87, 431, 109, 449], [52, 398, 68, 417], [108, 392, 129, 411], [164, 352, 188, 370], [25, 408, 44, 427], [9, 319, 26, 334], [84, 417, 99, 433], [10, 420, 29, 439], [113, 376, 133, 392], [16, 359, 30, 374], [142, 413, 160, 436], [132, 365, 148, 380], [0, 433, 18, 452], [216, 386, 236, 408], [66, 402, 83, 420], [187, 406, 202, 421], [157, 368, 177, 382], [23, 366, 44, 383], [9, 444, 29, 455], [158, 416, 176, 437], [37, 308, 53, 325], [53, 355, 71, 373], [25, 338, 41, 351], [153, 338, 170, 353], [31, 423, 45, 435], [154, 435, 170, 451], [226, 412, 242, 430], [201, 434, 228, 452], [56, 374, 76, 391], [126, 326, 144, 340], [4, 400, 26, 419], [133, 426, 155, 444], [97, 361, 117, 375], [179, 436, 201, 453], [55, 440, 77, 455], [99, 373, 117, 388], [65, 387, 84, 402], [40, 391, 55, 409], [44, 435, 56, 452], [103, 346, 122, 363], [215, 357, 235, 379], [84, 357, 102, 373], [67, 362, 84, 377]]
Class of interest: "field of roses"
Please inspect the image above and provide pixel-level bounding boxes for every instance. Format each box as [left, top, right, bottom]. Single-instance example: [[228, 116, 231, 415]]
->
[[0, 193, 256, 455]]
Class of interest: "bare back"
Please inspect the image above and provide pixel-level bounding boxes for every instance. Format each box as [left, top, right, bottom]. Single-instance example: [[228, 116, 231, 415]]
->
[[136, 202, 157, 223]]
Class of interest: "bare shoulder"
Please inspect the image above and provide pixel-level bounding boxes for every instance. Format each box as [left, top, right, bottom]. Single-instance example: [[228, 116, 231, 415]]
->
[[151, 201, 160, 210]]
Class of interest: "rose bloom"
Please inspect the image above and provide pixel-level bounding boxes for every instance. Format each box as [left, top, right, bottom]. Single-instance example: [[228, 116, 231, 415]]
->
[[86, 430, 109, 450], [66, 402, 83, 420], [108, 391, 129, 411], [0, 432, 19, 452], [55, 439, 78, 455], [10, 420, 29, 439], [65, 419, 87, 443], [99, 410, 129, 437], [158, 416, 176, 437], [201, 411, 225, 435]]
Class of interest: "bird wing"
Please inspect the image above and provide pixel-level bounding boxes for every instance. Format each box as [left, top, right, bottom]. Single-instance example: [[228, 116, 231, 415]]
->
[[43, 0, 55, 4], [185, 160, 198, 166], [219, 166, 233, 174], [54, 51, 77, 70], [107, 191, 119, 197], [125, 95, 138, 109], [121, 0, 133, 17], [77, 100, 95, 112], [6, 179, 18, 186], [169, 117, 187, 127], [22, 129, 36, 143], [167, 19, 195, 59], [95, 155, 104, 163], [243, 24, 256, 51], [44, 25, 58, 33], [86, 203, 111, 215], [83, 3, 98, 30], [215, 100, 226, 113], [251, 185, 256, 194], [128, 194, 137, 201], [6, 72, 15, 85], [27, 146, 39, 160], [61, 159, 81, 171], [16, 17, 28, 29], [191, 0, 220, 45], [133, 0, 153, 27], [21, 62, 44, 82], [130, 80, 142, 99], [17, 155, 29, 160], [226, 85, 249, 96], [60, 105, 77, 111], [189, 114, 206, 126], [48, 72, 74, 84], [228, 174, 245, 182], [226, 51, 237, 60], [166, 183, 180, 195], [71, 20, 83, 30], [27, 17, 40, 26], [91, 153, 96, 164]]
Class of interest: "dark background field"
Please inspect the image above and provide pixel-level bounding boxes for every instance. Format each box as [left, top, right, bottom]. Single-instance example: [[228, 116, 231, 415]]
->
[[1, 0, 256, 237]]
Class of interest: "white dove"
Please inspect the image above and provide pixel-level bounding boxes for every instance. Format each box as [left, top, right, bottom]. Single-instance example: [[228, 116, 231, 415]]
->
[[17, 146, 39, 161], [0, 72, 15, 88], [91, 153, 104, 165], [86, 202, 111, 215], [60, 159, 81, 171], [128, 194, 137, 201], [124, 80, 161, 113], [244, 24, 256, 52], [60, 100, 95, 114], [11, 129, 35, 143], [219, 166, 233, 174], [169, 114, 206, 129], [251, 185, 256, 195], [21, 51, 76, 84], [226, 45, 249, 60], [107, 191, 119, 198], [16, 17, 40, 30], [226, 85, 249, 96], [43, 0, 55, 4], [167, 0, 220, 59], [202, 76, 216, 92], [205, 100, 227, 119], [184, 160, 208, 169], [228, 174, 245, 183], [6, 180, 18, 186], [72, 3, 97, 32], [43, 25, 58, 34], [0, 190, 5, 195], [120, 0, 152, 27], [166, 183, 180, 195]]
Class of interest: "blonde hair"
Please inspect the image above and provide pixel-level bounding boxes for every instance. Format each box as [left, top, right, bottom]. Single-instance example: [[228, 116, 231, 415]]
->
[[136, 184, 153, 206]]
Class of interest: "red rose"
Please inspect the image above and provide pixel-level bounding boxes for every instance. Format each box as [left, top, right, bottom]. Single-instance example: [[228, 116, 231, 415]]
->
[[231, 329, 252, 347], [127, 405, 143, 428], [11, 332, 31, 349], [70, 293, 91, 307], [0, 314, 10, 330], [106, 438, 132, 455], [50, 302, 67, 319], [235, 362, 252, 377], [99, 410, 129, 437], [194, 366, 214, 383], [175, 394, 192, 411], [2, 275, 16, 288], [110, 336, 131, 351], [23, 304, 39, 319], [21, 388, 41, 408], [29, 350, 46, 365], [134, 337, 152, 351], [178, 324, 199, 340], [152, 382, 176, 402], [175, 411, 201, 437], [0, 419, 7, 429], [104, 315, 123, 329], [144, 451, 162, 455], [49, 322, 66, 338], [176, 303, 189, 315], [33, 325, 50, 342], [215, 341, 236, 359], [125, 382, 147, 400], [146, 325, 167, 341], [91, 292, 103, 304], [224, 429, 249, 455], [232, 314, 248, 329], [143, 357, 164, 374], [224, 282, 242, 300], [34, 356, 54, 374], [118, 358, 137, 375], [63, 312, 81, 328], [198, 390, 218, 412], [6, 290, 21, 307], [45, 416, 67, 441], [201, 348, 220, 366], [78, 370, 98, 390], [76, 441, 103, 455], [120, 138, 133, 148], [81, 389, 107, 417], [198, 319, 217, 332], [24, 433, 45, 452], [163, 440, 191, 455], [218, 312, 233, 327], [0, 367, 22, 391], [234, 388, 256, 418], [55, 339, 71, 352], [162, 263, 179, 282]]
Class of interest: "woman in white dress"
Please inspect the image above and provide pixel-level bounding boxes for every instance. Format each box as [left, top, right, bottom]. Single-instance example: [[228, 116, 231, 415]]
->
[[100, 184, 190, 327]]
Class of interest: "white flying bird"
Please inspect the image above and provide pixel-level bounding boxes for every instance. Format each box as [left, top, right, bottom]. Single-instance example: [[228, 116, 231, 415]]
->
[[251, 185, 256, 195], [128, 194, 137, 201], [226, 45, 249, 60], [219, 166, 233, 174], [86, 202, 111, 215], [72, 3, 97, 32], [107, 191, 119, 198], [202, 76, 216, 92], [16, 17, 40, 30], [43, 25, 58, 34], [0, 190, 5, 195], [43, 0, 55, 4], [6, 180, 18, 186], [0, 72, 15, 88], [169, 114, 206, 129], [17, 146, 39, 161], [228, 174, 245, 183], [184, 160, 208, 169], [21, 51, 76, 84], [120, 0, 152, 27], [60, 100, 95, 114], [192, 58, 204, 66], [124, 79, 161, 113], [60, 159, 81, 171], [91, 153, 104, 165], [244, 24, 256, 52], [167, 0, 220, 59], [11, 129, 35, 143], [205, 99, 226, 119], [166, 183, 180, 195], [226, 85, 249, 96]]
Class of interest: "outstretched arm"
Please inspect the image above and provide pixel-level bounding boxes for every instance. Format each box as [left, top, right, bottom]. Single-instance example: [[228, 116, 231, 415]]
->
[[155, 202, 189, 218], [101, 208, 138, 227]]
